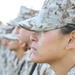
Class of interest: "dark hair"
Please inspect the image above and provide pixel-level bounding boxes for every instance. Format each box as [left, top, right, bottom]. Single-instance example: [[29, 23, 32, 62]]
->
[[60, 23, 75, 34], [23, 43, 30, 51]]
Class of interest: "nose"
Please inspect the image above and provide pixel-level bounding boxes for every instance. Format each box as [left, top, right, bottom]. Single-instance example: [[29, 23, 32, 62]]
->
[[30, 32, 38, 42]]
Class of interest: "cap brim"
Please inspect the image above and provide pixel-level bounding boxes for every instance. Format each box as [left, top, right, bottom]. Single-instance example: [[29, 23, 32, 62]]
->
[[3, 34, 19, 40], [18, 15, 66, 32], [7, 19, 20, 26], [18, 16, 50, 32], [0, 34, 4, 38]]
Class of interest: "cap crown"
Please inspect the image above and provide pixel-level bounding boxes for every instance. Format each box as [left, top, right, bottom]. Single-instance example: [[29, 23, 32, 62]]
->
[[38, 0, 75, 27], [18, 0, 75, 31]]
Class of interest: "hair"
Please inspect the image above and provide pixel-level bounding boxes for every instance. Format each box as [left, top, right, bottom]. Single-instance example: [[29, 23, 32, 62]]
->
[[23, 43, 30, 51], [60, 23, 75, 34]]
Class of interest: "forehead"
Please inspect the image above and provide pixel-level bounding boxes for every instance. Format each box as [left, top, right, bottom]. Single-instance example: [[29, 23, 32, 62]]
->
[[34, 29, 63, 39], [34, 28, 61, 34], [19, 27, 32, 34]]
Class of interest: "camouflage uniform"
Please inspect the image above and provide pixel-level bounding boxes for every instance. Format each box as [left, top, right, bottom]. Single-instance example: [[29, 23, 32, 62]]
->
[[6, 51, 18, 75], [0, 46, 13, 75], [68, 67, 75, 75], [19, 52, 34, 75], [32, 63, 55, 75], [19, 51, 56, 75], [0, 26, 15, 75]]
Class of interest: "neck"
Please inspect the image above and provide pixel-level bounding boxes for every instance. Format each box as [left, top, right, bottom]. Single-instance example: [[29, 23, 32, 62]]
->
[[49, 53, 75, 75], [16, 48, 25, 60]]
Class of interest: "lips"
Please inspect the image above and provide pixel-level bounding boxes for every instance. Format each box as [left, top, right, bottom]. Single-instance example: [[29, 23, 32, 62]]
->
[[30, 43, 38, 53], [31, 47, 37, 51]]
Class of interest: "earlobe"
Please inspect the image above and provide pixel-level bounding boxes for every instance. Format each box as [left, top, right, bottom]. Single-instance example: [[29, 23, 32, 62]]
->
[[66, 31, 75, 49], [66, 44, 75, 49], [20, 43, 26, 48], [66, 38, 75, 49]]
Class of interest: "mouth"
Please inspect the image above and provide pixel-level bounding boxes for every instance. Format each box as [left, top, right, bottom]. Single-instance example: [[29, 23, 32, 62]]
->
[[30, 47, 37, 59], [31, 47, 37, 51], [30, 43, 37, 53]]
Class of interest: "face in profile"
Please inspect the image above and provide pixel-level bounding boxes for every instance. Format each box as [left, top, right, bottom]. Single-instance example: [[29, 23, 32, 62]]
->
[[18, 27, 33, 45], [7, 39, 19, 51], [2, 38, 9, 46], [30, 29, 69, 63]]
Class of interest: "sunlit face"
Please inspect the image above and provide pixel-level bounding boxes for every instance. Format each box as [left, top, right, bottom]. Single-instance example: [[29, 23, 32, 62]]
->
[[18, 27, 33, 44], [30, 29, 69, 64], [7, 39, 19, 51], [2, 38, 9, 46]]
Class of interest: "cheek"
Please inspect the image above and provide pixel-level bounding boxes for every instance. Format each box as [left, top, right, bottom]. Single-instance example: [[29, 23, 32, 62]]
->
[[8, 42, 19, 49], [39, 34, 58, 51], [33, 33, 64, 63], [19, 33, 30, 44], [19, 29, 25, 37], [39, 37, 55, 55], [19, 29, 27, 39], [19, 32, 25, 41], [13, 42, 19, 48], [31, 35, 57, 63], [2, 40, 8, 46], [19, 32, 24, 38]]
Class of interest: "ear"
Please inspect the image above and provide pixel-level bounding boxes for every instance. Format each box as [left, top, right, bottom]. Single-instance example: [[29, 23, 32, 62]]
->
[[20, 43, 26, 48], [66, 30, 75, 49]]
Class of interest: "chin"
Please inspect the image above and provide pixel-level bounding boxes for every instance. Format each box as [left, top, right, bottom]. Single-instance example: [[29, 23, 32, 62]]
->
[[9, 49, 13, 51], [30, 54, 44, 63], [31, 58, 45, 63], [8, 48, 13, 51]]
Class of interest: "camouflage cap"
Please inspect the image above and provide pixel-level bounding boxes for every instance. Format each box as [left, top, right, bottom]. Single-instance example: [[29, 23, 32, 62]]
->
[[18, 0, 75, 31], [0, 34, 4, 38], [3, 34, 19, 40], [0, 25, 14, 30], [0, 30, 4, 37], [0, 25, 14, 37], [7, 6, 38, 26]]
